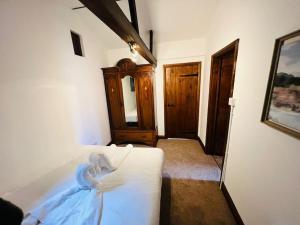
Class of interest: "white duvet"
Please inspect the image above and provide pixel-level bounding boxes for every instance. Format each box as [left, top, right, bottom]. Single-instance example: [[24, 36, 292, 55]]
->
[[6, 147, 164, 225]]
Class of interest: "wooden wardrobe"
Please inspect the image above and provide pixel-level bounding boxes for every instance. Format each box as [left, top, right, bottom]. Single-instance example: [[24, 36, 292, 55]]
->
[[102, 58, 157, 146]]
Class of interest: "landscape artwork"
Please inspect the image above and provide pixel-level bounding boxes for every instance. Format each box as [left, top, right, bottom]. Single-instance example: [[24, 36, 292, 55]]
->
[[262, 30, 300, 138]]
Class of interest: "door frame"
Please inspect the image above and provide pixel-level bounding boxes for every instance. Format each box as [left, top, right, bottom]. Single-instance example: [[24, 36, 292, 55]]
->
[[163, 62, 202, 138], [205, 39, 239, 155]]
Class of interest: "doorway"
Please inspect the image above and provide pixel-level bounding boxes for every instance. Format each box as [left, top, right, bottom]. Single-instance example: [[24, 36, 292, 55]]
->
[[206, 40, 239, 167], [164, 62, 201, 138]]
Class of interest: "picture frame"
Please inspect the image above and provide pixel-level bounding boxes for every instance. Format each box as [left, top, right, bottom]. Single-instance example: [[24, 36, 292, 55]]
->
[[262, 29, 300, 139]]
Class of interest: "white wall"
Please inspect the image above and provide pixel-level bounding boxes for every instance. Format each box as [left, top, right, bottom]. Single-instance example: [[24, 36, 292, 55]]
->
[[201, 0, 300, 224], [107, 38, 207, 136], [0, 0, 111, 195]]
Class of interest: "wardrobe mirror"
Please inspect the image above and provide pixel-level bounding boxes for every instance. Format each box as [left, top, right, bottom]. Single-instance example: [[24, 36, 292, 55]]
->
[[121, 75, 138, 127]]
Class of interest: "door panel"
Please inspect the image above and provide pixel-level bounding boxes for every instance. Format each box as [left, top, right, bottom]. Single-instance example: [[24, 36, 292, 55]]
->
[[206, 40, 239, 157], [104, 75, 124, 129], [165, 67, 177, 137], [206, 59, 221, 150], [138, 72, 155, 129], [214, 52, 234, 155], [165, 63, 200, 138], [176, 71, 199, 136]]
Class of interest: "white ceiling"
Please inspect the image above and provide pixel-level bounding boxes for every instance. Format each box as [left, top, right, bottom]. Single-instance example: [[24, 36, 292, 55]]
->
[[136, 0, 219, 42], [63, 0, 219, 49]]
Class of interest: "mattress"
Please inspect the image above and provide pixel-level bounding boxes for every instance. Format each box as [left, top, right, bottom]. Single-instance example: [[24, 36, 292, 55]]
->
[[5, 147, 164, 225]]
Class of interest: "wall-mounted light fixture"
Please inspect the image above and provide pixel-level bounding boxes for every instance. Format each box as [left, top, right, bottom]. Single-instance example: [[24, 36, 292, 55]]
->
[[128, 42, 138, 60]]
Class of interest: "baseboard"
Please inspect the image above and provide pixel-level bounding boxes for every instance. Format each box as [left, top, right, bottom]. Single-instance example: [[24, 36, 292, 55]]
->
[[221, 182, 245, 225], [157, 135, 167, 139], [196, 136, 208, 154]]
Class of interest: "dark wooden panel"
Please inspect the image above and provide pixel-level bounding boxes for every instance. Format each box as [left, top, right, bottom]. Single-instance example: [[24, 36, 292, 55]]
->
[[103, 74, 124, 129], [176, 65, 199, 137], [164, 62, 201, 138], [78, 0, 156, 65], [115, 130, 152, 141], [214, 51, 234, 155], [206, 58, 221, 152], [113, 130, 156, 146], [164, 67, 177, 137], [205, 39, 239, 156], [138, 72, 155, 129], [128, 0, 139, 33]]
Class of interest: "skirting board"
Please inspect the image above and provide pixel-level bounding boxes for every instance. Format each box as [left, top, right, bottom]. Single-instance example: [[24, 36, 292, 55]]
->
[[196, 136, 208, 154], [157, 135, 167, 139], [221, 182, 245, 225]]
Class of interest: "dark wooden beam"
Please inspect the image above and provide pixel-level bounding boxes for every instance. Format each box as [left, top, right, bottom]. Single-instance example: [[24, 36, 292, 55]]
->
[[78, 0, 157, 65], [150, 30, 153, 53], [128, 0, 139, 34]]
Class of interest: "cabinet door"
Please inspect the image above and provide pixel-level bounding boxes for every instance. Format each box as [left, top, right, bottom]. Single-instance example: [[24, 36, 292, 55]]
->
[[137, 72, 155, 129], [104, 75, 124, 129]]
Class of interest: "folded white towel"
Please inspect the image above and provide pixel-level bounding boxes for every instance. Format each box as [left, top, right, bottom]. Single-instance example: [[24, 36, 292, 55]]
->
[[101, 149, 130, 171], [88, 154, 102, 175], [75, 164, 98, 189], [89, 147, 131, 172]]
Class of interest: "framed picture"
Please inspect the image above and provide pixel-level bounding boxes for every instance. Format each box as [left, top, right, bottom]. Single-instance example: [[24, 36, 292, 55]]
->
[[262, 29, 300, 139]]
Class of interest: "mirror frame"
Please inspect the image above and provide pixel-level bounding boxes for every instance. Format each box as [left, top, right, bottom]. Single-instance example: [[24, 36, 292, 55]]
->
[[121, 75, 138, 127], [116, 59, 141, 129]]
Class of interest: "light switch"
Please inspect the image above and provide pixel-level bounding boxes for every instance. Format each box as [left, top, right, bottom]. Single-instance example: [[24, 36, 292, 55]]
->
[[228, 97, 236, 106]]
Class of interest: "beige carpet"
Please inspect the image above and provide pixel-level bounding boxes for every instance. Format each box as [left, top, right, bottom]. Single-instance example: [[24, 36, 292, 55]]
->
[[157, 139, 237, 225]]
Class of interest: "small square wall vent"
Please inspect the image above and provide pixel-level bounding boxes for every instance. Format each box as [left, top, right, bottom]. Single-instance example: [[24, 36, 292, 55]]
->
[[70, 31, 83, 57]]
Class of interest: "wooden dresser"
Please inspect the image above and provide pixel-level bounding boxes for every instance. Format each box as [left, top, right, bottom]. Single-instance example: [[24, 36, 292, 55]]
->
[[102, 58, 157, 146]]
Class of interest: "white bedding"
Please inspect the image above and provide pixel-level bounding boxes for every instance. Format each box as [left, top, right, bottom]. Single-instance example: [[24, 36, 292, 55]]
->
[[4, 147, 164, 225], [125, 108, 138, 122]]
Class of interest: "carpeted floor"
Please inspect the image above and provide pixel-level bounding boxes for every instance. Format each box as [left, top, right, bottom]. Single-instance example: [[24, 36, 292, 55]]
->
[[157, 139, 236, 225]]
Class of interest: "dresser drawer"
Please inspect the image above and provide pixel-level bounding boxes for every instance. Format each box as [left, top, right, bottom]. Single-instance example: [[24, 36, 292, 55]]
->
[[115, 131, 153, 142]]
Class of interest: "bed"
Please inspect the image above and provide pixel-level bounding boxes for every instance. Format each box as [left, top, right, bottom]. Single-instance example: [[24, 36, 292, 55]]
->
[[4, 146, 164, 225]]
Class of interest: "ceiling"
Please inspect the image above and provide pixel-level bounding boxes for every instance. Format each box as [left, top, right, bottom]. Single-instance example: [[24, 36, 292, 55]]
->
[[136, 0, 219, 42], [63, 0, 219, 49]]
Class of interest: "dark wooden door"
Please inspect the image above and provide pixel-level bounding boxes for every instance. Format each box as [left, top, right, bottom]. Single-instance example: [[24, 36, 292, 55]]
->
[[104, 74, 124, 129], [214, 51, 234, 155], [164, 63, 201, 138], [206, 40, 239, 156]]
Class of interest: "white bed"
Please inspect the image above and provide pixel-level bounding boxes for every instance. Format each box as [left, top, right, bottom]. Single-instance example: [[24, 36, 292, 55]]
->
[[4, 147, 164, 225]]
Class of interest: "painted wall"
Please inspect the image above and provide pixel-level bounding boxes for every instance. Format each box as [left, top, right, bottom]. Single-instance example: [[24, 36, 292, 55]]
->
[[107, 38, 207, 136], [201, 0, 300, 224], [0, 0, 111, 195]]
